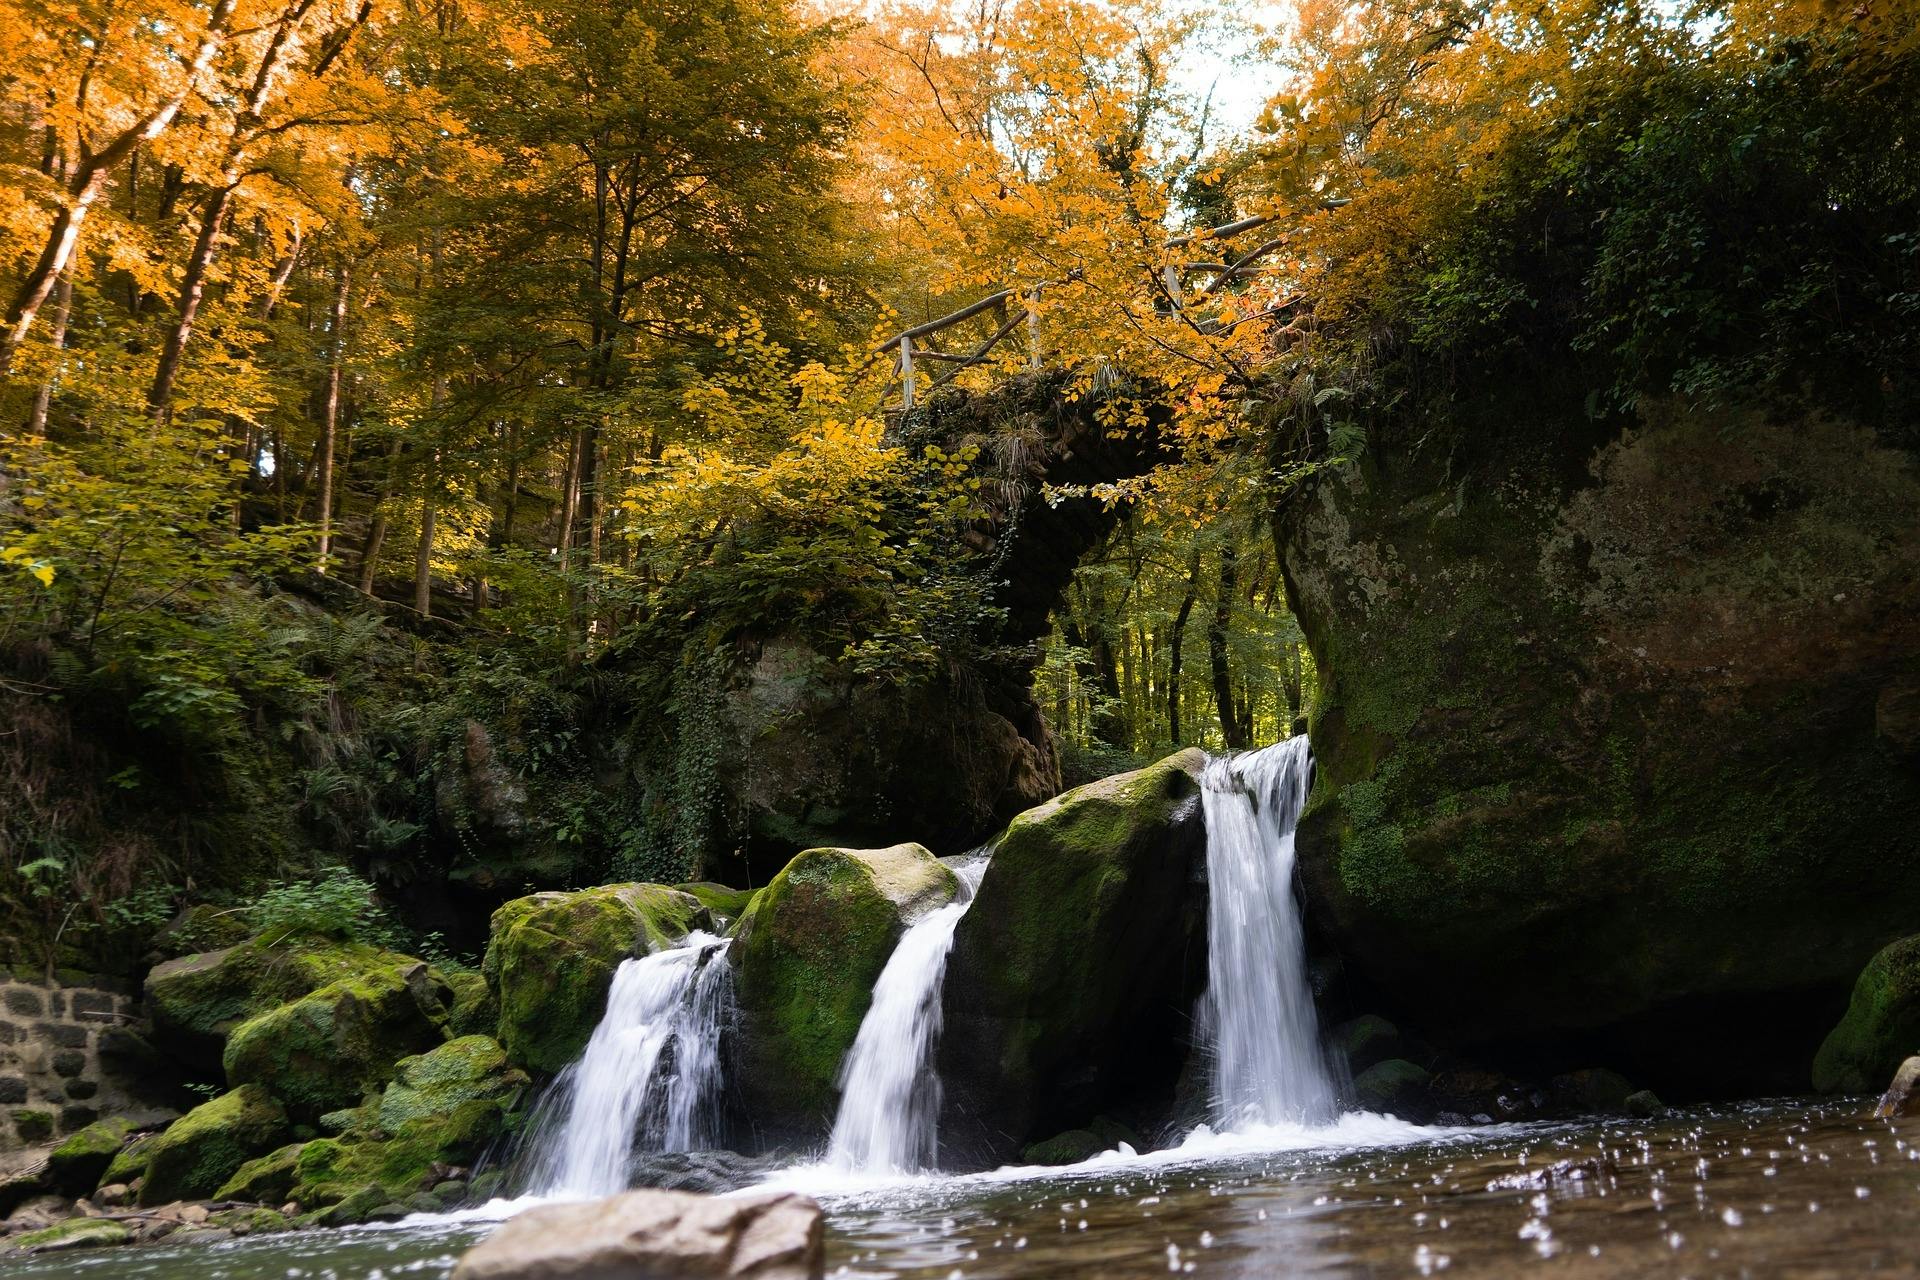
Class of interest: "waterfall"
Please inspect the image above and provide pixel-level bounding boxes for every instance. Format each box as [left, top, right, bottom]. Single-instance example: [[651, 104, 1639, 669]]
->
[[525, 930, 733, 1199], [1200, 738, 1339, 1130], [825, 859, 988, 1174]]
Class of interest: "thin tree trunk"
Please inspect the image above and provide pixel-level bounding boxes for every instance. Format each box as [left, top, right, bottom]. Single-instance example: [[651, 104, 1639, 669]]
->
[[1167, 547, 1202, 743], [27, 272, 74, 433], [149, 183, 234, 419], [1210, 545, 1246, 749], [414, 492, 436, 616], [314, 263, 350, 573], [0, 0, 236, 372]]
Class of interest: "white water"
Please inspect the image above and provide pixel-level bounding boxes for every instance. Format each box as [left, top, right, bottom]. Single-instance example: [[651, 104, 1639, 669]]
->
[[526, 930, 734, 1199], [1199, 738, 1340, 1130], [825, 859, 989, 1175]]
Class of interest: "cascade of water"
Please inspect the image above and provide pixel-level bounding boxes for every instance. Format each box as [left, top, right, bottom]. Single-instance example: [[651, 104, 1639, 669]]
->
[[825, 859, 988, 1175], [526, 930, 733, 1199], [1200, 738, 1339, 1130]]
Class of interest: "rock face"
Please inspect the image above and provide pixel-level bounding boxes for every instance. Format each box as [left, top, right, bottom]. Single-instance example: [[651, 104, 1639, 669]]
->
[[137, 1084, 289, 1205], [728, 844, 957, 1145], [936, 750, 1209, 1167], [483, 884, 711, 1075], [1812, 935, 1920, 1095], [223, 961, 454, 1115], [1279, 400, 1920, 1095], [1873, 1056, 1920, 1119], [144, 936, 412, 1073], [450, 1188, 824, 1280]]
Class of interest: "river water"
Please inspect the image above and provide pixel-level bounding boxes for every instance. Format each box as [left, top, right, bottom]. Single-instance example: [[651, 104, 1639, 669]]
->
[[5, 1100, 1913, 1278]]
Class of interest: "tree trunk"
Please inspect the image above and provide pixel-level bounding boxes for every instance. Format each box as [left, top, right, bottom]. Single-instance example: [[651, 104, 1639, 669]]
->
[[314, 263, 350, 573], [1167, 547, 1202, 743], [27, 272, 74, 433], [1210, 545, 1246, 749], [148, 183, 234, 419]]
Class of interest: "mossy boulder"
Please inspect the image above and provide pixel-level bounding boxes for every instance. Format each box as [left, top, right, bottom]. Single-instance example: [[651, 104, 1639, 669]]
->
[[1280, 398, 1920, 1094], [214, 1142, 307, 1203], [1812, 935, 1920, 1095], [222, 961, 453, 1116], [1331, 1015, 1406, 1076], [445, 971, 497, 1039], [284, 1036, 525, 1209], [44, 1117, 134, 1195], [483, 884, 711, 1075], [936, 751, 1209, 1168], [100, 1133, 160, 1187], [138, 1084, 290, 1206], [674, 882, 757, 925], [729, 843, 957, 1143], [9, 1217, 132, 1253], [144, 934, 421, 1073], [1352, 1059, 1434, 1119]]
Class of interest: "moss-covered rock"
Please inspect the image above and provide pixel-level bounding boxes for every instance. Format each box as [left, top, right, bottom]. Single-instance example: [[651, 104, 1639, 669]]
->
[[673, 882, 757, 925], [1021, 1130, 1103, 1166], [937, 751, 1209, 1168], [100, 1133, 159, 1188], [9, 1217, 132, 1253], [1812, 935, 1920, 1095], [144, 934, 421, 1073], [44, 1117, 134, 1195], [483, 884, 711, 1075], [1352, 1059, 1434, 1119], [284, 1036, 524, 1209], [729, 844, 957, 1143], [445, 971, 497, 1040], [1331, 1015, 1406, 1077], [214, 1142, 307, 1203], [223, 961, 452, 1116], [1280, 398, 1920, 1094], [138, 1084, 289, 1206]]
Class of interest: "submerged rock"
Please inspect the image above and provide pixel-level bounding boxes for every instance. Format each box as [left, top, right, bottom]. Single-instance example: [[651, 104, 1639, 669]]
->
[[223, 961, 454, 1115], [937, 750, 1209, 1167], [1282, 403, 1920, 1093], [450, 1187, 823, 1280], [729, 844, 957, 1143], [1813, 935, 1920, 1095], [626, 1150, 787, 1195], [137, 1084, 289, 1206], [483, 884, 711, 1075]]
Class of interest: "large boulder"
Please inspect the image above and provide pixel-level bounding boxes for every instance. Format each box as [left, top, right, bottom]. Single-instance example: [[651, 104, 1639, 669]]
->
[[223, 961, 454, 1115], [1280, 399, 1920, 1095], [43, 1118, 135, 1196], [286, 1035, 527, 1208], [138, 1084, 289, 1205], [728, 844, 957, 1145], [1812, 935, 1920, 1095], [144, 935, 415, 1073], [483, 884, 711, 1075], [450, 1188, 823, 1280], [936, 750, 1209, 1167]]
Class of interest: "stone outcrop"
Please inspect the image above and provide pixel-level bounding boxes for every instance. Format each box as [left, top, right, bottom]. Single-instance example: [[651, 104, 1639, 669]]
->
[[936, 750, 1210, 1167], [450, 1188, 823, 1280], [1813, 935, 1920, 1095], [1279, 398, 1920, 1095]]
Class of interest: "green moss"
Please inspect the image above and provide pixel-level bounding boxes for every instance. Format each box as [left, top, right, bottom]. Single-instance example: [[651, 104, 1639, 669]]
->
[[45, 1118, 134, 1194], [144, 934, 420, 1072], [483, 884, 711, 1074], [1352, 1059, 1433, 1117], [730, 843, 957, 1130], [12, 1109, 55, 1143], [10, 1217, 132, 1252], [1813, 936, 1920, 1095], [376, 1035, 526, 1137], [222, 961, 451, 1117], [445, 971, 496, 1040], [673, 881, 757, 922], [100, 1132, 159, 1187], [138, 1084, 289, 1206], [1021, 1130, 1103, 1166], [214, 1142, 307, 1203]]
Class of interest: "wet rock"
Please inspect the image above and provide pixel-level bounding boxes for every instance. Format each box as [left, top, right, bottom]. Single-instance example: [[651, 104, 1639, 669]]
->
[[938, 751, 1210, 1167], [138, 1085, 289, 1206], [1021, 1130, 1104, 1166], [1872, 1055, 1920, 1118], [730, 845, 957, 1142], [1330, 1015, 1406, 1076], [627, 1151, 786, 1195], [1352, 1059, 1434, 1120], [223, 961, 454, 1117], [450, 1187, 823, 1280], [1430, 1069, 1541, 1120], [214, 1142, 306, 1203], [484, 884, 712, 1075], [1813, 934, 1920, 1095], [1624, 1090, 1665, 1118], [1551, 1068, 1636, 1115], [9, 1216, 131, 1253]]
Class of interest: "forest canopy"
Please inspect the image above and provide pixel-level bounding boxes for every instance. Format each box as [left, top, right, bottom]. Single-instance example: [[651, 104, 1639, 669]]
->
[[1, 0, 1912, 955]]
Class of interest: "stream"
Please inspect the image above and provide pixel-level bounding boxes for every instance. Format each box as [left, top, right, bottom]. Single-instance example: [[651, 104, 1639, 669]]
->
[[2, 1100, 1913, 1278]]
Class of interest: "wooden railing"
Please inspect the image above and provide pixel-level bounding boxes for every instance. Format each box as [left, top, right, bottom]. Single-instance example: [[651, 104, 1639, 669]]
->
[[875, 210, 1310, 411]]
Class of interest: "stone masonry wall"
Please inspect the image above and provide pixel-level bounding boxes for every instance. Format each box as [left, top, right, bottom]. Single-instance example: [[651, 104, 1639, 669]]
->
[[0, 971, 173, 1152]]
